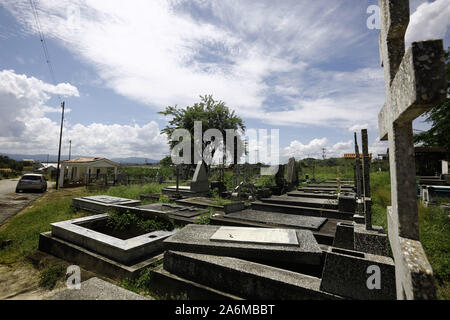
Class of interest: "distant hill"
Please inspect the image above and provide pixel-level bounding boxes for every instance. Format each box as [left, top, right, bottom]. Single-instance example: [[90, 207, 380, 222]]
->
[[0, 153, 159, 165], [110, 157, 159, 164]]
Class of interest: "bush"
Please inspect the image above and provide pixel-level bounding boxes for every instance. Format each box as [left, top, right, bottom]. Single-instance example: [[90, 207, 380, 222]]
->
[[106, 208, 174, 233], [39, 263, 66, 290]]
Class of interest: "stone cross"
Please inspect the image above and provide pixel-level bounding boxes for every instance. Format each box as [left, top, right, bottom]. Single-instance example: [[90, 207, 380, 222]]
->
[[378, 0, 446, 299]]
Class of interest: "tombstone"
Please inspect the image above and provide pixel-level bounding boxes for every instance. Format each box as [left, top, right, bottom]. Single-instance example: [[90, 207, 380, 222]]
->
[[190, 161, 210, 192], [286, 157, 299, 190], [377, 0, 446, 299]]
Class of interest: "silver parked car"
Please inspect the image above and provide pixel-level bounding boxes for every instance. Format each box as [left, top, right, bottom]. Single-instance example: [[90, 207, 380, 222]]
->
[[16, 174, 47, 193]]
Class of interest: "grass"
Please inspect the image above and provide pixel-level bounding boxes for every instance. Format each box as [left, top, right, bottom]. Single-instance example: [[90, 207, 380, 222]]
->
[[104, 183, 168, 200], [369, 171, 450, 300], [0, 182, 167, 265], [0, 188, 92, 264]]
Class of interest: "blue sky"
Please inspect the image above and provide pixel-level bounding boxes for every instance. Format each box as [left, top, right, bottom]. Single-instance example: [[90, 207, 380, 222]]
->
[[0, 0, 449, 161]]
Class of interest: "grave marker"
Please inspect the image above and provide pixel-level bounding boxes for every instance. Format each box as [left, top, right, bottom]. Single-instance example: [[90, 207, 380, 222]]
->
[[190, 161, 210, 192], [377, 0, 446, 299]]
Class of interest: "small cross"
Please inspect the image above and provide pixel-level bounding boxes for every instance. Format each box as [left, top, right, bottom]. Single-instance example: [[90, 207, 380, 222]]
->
[[378, 0, 446, 299]]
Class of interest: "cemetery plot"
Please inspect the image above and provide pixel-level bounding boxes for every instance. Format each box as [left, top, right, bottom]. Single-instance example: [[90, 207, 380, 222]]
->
[[48, 214, 176, 264], [175, 197, 245, 213], [161, 250, 339, 300], [163, 224, 323, 267], [260, 195, 338, 210], [221, 209, 327, 231], [210, 226, 299, 246], [72, 195, 141, 213], [137, 203, 209, 218]]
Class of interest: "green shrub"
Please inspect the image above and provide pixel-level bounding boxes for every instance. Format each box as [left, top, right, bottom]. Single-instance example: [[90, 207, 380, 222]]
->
[[39, 263, 66, 290], [106, 209, 174, 233]]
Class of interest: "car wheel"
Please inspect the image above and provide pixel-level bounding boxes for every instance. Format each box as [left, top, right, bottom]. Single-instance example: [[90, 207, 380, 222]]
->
[[16, 189, 21, 193]]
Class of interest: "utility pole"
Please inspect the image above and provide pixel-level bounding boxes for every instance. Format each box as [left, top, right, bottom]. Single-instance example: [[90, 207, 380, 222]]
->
[[55, 101, 65, 190], [68, 140, 72, 160], [322, 148, 326, 160]]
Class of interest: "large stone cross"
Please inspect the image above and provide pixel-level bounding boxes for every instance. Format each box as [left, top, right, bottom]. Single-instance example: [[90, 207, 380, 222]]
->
[[378, 0, 446, 299]]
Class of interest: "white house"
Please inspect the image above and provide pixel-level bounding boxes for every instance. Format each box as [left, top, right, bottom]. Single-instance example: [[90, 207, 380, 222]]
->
[[58, 157, 119, 187]]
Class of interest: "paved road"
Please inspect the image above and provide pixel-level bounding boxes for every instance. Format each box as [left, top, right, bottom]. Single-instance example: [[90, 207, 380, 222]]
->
[[0, 178, 54, 227]]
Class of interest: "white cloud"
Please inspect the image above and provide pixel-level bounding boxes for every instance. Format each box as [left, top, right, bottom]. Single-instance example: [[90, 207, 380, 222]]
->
[[349, 123, 370, 132], [282, 138, 328, 160], [1, 0, 382, 129], [0, 69, 168, 159], [281, 136, 386, 162], [406, 0, 450, 47]]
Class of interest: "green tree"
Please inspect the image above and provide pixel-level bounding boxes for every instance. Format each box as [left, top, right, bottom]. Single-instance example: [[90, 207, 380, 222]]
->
[[159, 155, 173, 167], [414, 47, 450, 159], [159, 95, 246, 168]]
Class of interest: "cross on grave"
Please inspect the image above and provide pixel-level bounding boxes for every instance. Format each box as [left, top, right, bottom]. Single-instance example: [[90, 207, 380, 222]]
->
[[378, 0, 446, 299]]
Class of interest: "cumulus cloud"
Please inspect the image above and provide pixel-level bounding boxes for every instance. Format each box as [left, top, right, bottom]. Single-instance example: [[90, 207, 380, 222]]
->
[[1, 0, 386, 129], [406, 0, 450, 47], [0, 69, 168, 158], [281, 136, 386, 162], [348, 123, 370, 132]]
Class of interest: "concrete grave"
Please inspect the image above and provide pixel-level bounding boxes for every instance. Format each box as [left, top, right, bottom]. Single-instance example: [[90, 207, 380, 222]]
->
[[137, 203, 209, 218], [162, 251, 339, 300], [72, 195, 141, 213], [223, 209, 328, 231], [163, 224, 323, 267], [210, 226, 299, 246], [377, 0, 446, 299], [175, 196, 245, 213], [48, 214, 176, 264], [320, 247, 396, 300]]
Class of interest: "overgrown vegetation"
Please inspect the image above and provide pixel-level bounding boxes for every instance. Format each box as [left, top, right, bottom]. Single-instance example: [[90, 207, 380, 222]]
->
[[104, 182, 167, 200], [194, 208, 214, 225], [0, 188, 91, 264], [369, 171, 450, 299], [38, 263, 66, 290], [0, 182, 167, 264], [106, 208, 174, 233]]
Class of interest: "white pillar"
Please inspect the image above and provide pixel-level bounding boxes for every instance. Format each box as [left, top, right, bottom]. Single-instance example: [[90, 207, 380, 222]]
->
[[58, 165, 65, 188], [442, 160, 448, 175], [114, 167, 118, 181], [67, 166, 73, 181]]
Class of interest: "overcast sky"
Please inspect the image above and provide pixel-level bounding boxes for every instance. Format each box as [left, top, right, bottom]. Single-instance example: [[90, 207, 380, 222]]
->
[[0, 0, 449, 161]]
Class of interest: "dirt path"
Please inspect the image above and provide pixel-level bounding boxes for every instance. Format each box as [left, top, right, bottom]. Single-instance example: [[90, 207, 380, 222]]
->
[[0, 261, 66, 300], [0, 179, 55, 226]]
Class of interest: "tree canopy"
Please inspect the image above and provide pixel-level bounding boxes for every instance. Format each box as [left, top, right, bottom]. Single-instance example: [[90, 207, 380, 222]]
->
[[414, 47, 450, 159], [159, 95, 246, 165]]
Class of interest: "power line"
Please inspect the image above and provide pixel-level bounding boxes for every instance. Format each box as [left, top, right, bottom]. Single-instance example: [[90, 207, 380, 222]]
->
[[29, 0, 62, 102], [29, 0, 68, 188]]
